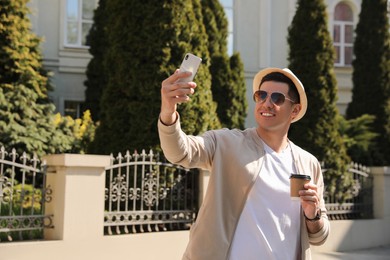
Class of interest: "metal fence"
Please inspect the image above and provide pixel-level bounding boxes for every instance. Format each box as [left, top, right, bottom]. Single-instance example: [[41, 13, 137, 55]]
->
[[0, 147, 53, 242], [324, 162, 373, 220], [104, 149, 199, 235], [0, 145, 374, 242]]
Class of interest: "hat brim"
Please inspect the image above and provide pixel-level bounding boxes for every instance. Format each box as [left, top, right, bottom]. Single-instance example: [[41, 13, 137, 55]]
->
[[252, 68, 307, 123]]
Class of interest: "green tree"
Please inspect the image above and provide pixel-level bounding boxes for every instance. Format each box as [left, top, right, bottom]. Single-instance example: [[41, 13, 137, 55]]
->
[[0, 0, 93, 156], [338, 114, 377, 164], [89, 0, 220, 154], [0, 0, 55, 156], [84, 0, 107, 121], [201, 0, 247, 129], [287, 0, 352, 200], [346, 0, 390, 165], [227, 54, 247, 128]]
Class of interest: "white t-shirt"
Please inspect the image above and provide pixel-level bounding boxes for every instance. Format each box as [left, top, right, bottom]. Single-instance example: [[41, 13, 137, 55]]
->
[[229, 141, 301, 260]]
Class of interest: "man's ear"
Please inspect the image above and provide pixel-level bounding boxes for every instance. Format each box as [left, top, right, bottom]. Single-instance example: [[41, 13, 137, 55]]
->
[[292, 104, 301, 118]]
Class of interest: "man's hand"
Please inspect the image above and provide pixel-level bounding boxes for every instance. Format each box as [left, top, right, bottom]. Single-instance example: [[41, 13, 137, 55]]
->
[[160, 69, 197, 125], [299, 182, 320, 219], [299, 183, 324, 233]]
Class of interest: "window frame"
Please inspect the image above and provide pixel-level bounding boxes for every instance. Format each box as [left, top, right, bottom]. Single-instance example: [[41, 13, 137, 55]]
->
[[64, 99, 85, 119], [220, 0, 235, 56], [64, 0, 98, 49], [333, 2, 354, 67]]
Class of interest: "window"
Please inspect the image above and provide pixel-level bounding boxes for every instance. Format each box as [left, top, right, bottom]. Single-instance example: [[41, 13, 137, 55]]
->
[[64, 100, 84, 118], [65, 0, 98, 47], [388, 0, 390, 13], [220, 0, 234, 56], [333, 2, 354, 66]]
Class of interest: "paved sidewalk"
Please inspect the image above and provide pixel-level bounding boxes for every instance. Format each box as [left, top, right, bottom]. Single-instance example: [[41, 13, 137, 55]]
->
[[312, 245, 390, 259]]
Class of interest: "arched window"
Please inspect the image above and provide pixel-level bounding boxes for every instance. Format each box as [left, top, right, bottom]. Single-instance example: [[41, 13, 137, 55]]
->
[[333, 2, 354, 66]]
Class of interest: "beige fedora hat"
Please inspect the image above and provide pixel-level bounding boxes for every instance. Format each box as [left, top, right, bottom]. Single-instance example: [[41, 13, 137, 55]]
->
[[252, 67, 307, 123]]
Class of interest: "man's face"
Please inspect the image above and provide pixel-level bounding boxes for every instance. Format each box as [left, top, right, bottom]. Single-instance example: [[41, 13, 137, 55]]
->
[[254, 81, 301, 133]]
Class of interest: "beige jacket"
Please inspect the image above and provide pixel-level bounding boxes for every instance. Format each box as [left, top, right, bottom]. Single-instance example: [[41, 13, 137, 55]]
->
[[158, 117, 330, 260]]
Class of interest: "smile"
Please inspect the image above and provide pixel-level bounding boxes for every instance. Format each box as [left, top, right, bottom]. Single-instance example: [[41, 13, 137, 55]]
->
[[261, 112, 275, 117]]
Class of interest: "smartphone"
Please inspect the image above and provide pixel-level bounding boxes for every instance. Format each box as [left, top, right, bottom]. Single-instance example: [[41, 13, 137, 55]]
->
[[177, 53, 202, 82]]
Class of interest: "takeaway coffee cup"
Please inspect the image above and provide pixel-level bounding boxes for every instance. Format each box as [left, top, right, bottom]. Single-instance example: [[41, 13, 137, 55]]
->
[[290, 174, 311, 200]]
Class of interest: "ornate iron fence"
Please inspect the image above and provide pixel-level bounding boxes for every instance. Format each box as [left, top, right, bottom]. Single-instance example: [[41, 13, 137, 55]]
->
[[104, 149, 199, 235], [324, 162, 373, 220], [0, 147, 53, 242]]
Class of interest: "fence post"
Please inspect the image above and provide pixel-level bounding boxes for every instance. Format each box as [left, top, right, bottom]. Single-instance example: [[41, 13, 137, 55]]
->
[[42, 154, 111, 240], [370, 166, 390, 219]]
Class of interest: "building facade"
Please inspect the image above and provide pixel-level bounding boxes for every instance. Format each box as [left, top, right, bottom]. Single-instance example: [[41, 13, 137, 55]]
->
[[29, 0, 361, 127]]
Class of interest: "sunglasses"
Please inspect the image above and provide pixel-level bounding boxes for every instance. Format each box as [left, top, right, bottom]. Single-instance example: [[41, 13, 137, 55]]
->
[[253, 90, 296, 106]]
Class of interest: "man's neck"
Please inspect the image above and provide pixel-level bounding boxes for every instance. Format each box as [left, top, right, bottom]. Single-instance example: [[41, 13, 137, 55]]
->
[[256, 128, 289, 153]]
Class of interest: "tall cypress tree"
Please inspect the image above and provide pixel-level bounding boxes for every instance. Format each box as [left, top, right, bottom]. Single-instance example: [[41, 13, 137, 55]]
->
[[346, 0, 390, 165], [227, 54, 247, 128], [0, 0, 59, 156], [84, 0, 107, 121], [201, 0, 247, 129], [89, 0, 220, 154], [287, 0, 352, 200]]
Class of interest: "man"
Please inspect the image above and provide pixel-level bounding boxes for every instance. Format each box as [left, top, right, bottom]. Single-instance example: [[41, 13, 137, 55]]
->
[[158, 67, 330, 260]]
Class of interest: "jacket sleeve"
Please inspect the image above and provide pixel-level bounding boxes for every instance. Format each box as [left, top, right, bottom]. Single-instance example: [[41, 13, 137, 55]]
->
[[308, 215, 330, 246], [292, 142, 331, 247], [308, 160, 330, 245], [157, 113, 213, 170]]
